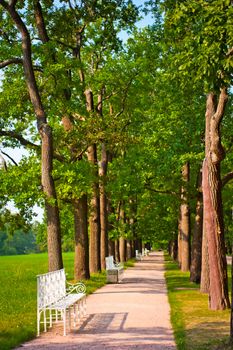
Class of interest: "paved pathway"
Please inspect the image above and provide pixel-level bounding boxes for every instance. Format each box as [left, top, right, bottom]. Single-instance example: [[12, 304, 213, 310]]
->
[[17, 252, 176, 350]]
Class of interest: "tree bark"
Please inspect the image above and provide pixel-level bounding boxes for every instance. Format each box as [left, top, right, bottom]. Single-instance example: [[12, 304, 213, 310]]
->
[[1, 2, 63, 271], [202, 89, 230, 309], [41, 125, 63, 271], [97, 88, 109, 270], [190, 168, 203, 283], [85, 89, 101, 273], [177, 216, 182, 267], [119, 237, 126, 263], [73, 195, 90, 280], [180, 162, 190, 272], [203, 158, 229, 309], [115, 240, 120, 263], [200, 223, 210, 293], [126, 240, 132, 259]]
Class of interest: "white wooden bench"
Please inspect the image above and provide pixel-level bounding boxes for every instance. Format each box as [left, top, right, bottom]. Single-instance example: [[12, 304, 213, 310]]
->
[[105, 256, 124, 283], [37, 268, 86, 336]]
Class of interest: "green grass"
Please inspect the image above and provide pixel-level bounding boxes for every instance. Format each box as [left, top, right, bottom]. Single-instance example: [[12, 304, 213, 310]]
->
[[165, 255, 232, 350], [0, 253, 107, 350]]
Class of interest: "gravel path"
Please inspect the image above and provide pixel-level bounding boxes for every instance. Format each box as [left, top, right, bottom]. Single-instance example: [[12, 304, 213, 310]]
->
[[16, 251, 176, 350]]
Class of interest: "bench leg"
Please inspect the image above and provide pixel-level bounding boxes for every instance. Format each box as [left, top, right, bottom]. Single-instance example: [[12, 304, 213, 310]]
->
[[49, 310, 52, 328], [44, 310, 47, 332], [37, 310, 41, 336], [68, 307, 71, 331], [84, 296, 87, 315], [63, 309, 66, 336], [73, 304, 77, 327]]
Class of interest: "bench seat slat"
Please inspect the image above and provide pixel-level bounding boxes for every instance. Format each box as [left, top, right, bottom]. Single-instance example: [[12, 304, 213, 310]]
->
[[48, 293, 85, 309]]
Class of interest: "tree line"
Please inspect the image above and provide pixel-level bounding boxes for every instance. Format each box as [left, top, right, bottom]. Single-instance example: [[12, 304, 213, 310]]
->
[[0, 0, 233, 334]]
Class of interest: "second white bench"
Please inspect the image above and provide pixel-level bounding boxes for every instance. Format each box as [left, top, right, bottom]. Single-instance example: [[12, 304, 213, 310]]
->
[[105, 256, 124, 283]]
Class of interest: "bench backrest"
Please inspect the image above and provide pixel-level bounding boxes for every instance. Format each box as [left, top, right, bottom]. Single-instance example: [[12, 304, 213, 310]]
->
[[105, 256, 115, 270], [37, 268, 66, 309]]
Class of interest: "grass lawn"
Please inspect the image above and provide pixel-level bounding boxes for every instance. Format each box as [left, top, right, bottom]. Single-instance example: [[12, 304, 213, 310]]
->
[[165, 255, 232, 350], [0, 252, 108, 350]]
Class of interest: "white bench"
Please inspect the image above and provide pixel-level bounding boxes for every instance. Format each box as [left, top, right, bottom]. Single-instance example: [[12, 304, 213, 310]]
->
[[135, 249, 143, 260], [37, 268, 86, 336], [105, 256, 124, 283]]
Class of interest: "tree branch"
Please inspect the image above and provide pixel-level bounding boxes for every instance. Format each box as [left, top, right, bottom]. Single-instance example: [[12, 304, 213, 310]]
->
[[222, 171, 233, 187], [144, 185, 179, 197], [34, 1, 49, 43], [0, 130, 40, 149], [0, 58, 23, 68], [226, 47, 233, 58], [214, 87, 228, 125], [0, 130, 66, 162], [0, 150, 18, 166], [0, 153, 7, 170]]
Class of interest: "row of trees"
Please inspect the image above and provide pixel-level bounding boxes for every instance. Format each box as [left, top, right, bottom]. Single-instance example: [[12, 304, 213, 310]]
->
[[0, 0, 233, 328]]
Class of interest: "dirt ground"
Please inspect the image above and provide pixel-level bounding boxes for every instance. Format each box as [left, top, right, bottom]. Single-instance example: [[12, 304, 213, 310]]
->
[[15, 252, 176, 350]]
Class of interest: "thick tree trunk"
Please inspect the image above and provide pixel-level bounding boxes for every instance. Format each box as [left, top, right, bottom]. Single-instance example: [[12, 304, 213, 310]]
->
[[99, 143, 108, 270], [115, 240, 120, 263], [4, 4, 63, 271], [73, 195, 90, 280], [88, 152, 101, 273], [202, 90, 230, 309], [85, 89, 101, 273], [41, 125, 63, 271], [190, 168, 203, 283], [177, 217, 182, 267], [108, 240, 115, 257], [131, 240, 135, 258], [107, 199, 115, 258], [170, 239, 178, 261], [180, 162, 190, 272], [203, 159, 229, 309], [126, 240, 132, 259], [119, 237, 126, 263], [200, 224, 210, 293]]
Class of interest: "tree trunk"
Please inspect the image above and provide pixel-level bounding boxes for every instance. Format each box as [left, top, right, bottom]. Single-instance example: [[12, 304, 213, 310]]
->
[[170, 239, 178, 261], [73, 195, 90, 280], [107, 199, 115, 258], [119, 237, 126, 262], [115, 240, 120, 263], [202, 90, 230, 310], [203, 159, 229, 309], [180, 162, 190, 272], [4, 4, 63, 271], [99, 143, 108, 270], [41, 125, 63, 271], [108, 240, 115, 257], [200, 223, 210, 293], [126, 240, 132, 259], [85, 89, 101, 273], [177, 217, 182, 267], [190, 168, 203, 283]]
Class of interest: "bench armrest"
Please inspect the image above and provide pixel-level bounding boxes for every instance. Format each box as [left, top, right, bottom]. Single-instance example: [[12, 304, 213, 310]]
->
[[66, 281, 86, 295], [114, 261, 124, 269]]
